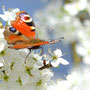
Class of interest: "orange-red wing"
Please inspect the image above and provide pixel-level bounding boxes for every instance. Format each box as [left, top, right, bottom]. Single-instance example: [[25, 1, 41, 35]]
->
[[4, 26, 31, 44], [15, 11, 26, 20], [4, 29, 25, 44], [5, 34, 27, 44], [11, 19, 36, 39], [8, 38, 61, 49], [9, 39, 49, 49]]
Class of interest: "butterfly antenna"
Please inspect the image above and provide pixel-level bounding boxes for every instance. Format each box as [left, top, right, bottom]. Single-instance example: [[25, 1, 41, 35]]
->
[[59, 37, 64, 39], [49, 37, 64, 44], [25, 49, 31, 63]]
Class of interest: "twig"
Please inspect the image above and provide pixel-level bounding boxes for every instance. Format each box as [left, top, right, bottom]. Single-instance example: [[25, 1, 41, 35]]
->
[[39, 63, 53, 70]]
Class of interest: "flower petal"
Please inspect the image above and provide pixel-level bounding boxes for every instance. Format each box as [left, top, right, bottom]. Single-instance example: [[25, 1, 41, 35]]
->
[[51, 58, 69, 67], [54, 49, 62, 57], [59, 58, 69, 65], [51, 60, 60, 67], [0, 63, 3, 67]]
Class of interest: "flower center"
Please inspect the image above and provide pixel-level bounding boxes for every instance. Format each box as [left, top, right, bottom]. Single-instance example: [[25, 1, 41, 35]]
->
[[52, 56, 58, 60]]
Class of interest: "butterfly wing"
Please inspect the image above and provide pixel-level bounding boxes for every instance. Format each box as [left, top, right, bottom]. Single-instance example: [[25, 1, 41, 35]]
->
[[4, 11, 37, 48], [11, 19, 36, 39], [4, 25, 30, 44], [8, 39, 49, 49], [4, 26, 61, 49], [4, 11, 61, 49], [8, 38, 61, 49], [11, 11, 36, 39]]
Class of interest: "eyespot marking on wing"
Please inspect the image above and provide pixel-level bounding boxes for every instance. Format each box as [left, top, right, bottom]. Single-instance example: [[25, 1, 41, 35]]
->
[[6, 25, 22, 35], [19, 13, 32, 23]]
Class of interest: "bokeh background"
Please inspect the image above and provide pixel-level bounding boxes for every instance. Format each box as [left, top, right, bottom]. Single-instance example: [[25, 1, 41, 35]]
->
[[1, 0, 89, 80]]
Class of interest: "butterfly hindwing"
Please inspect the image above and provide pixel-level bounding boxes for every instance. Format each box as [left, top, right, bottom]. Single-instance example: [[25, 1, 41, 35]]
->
[[4, 25, 31, 44], [8, 39, 49, 49]]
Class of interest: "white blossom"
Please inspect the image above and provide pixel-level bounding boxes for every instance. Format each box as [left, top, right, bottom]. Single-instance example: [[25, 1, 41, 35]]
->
[[53, 49, 62, 57], [0, 26, 6, 53], [0, 39, 6, 52], [64, 0, 88, 15], [34, 0, 86, 42], [0, 28, 5, 38], [0, 48, 54, 90], [47, 67, 90, 90], [0, 6, 70, 90], [0, 62, 3, 67], [76, 28, 90, 65], [51, 49, 69, 67], [0, 26, 7, 64], [0, 6, 20, 25], [32, 54, 43, 69]]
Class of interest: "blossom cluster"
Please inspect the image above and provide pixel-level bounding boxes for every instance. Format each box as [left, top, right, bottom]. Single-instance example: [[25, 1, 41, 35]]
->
[[33, 0, 90, 89], [0, 0, 90, 89], [47, 66, 90, 90], [0, 7, 69, 90], [34, 0, 90, 65], [34, 0, 90, 42]]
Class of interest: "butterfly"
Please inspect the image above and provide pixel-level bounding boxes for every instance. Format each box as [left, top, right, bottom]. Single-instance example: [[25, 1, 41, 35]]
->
[[4, 11, 63, 50]]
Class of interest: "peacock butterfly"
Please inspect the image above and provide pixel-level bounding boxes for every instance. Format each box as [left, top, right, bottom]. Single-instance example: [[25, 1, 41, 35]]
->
[[4, 11, 62, 50]]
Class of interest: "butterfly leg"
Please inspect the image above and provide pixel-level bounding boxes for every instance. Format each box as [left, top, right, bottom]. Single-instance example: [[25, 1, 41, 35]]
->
[[25, 49, 31, 63], [39, 46, 43, 55]]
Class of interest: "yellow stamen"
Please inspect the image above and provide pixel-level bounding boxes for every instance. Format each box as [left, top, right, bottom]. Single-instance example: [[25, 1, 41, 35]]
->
[[0, 21, 4, 28]]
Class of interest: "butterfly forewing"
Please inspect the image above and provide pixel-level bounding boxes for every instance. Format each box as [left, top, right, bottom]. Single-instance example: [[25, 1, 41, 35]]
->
[[11, 11, 36, 39], [11, 20, 36, 39]]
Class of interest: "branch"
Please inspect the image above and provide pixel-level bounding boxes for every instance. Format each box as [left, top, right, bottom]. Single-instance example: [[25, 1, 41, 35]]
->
[[39, 64, 53, 70], [39, 60, 53, 70]]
